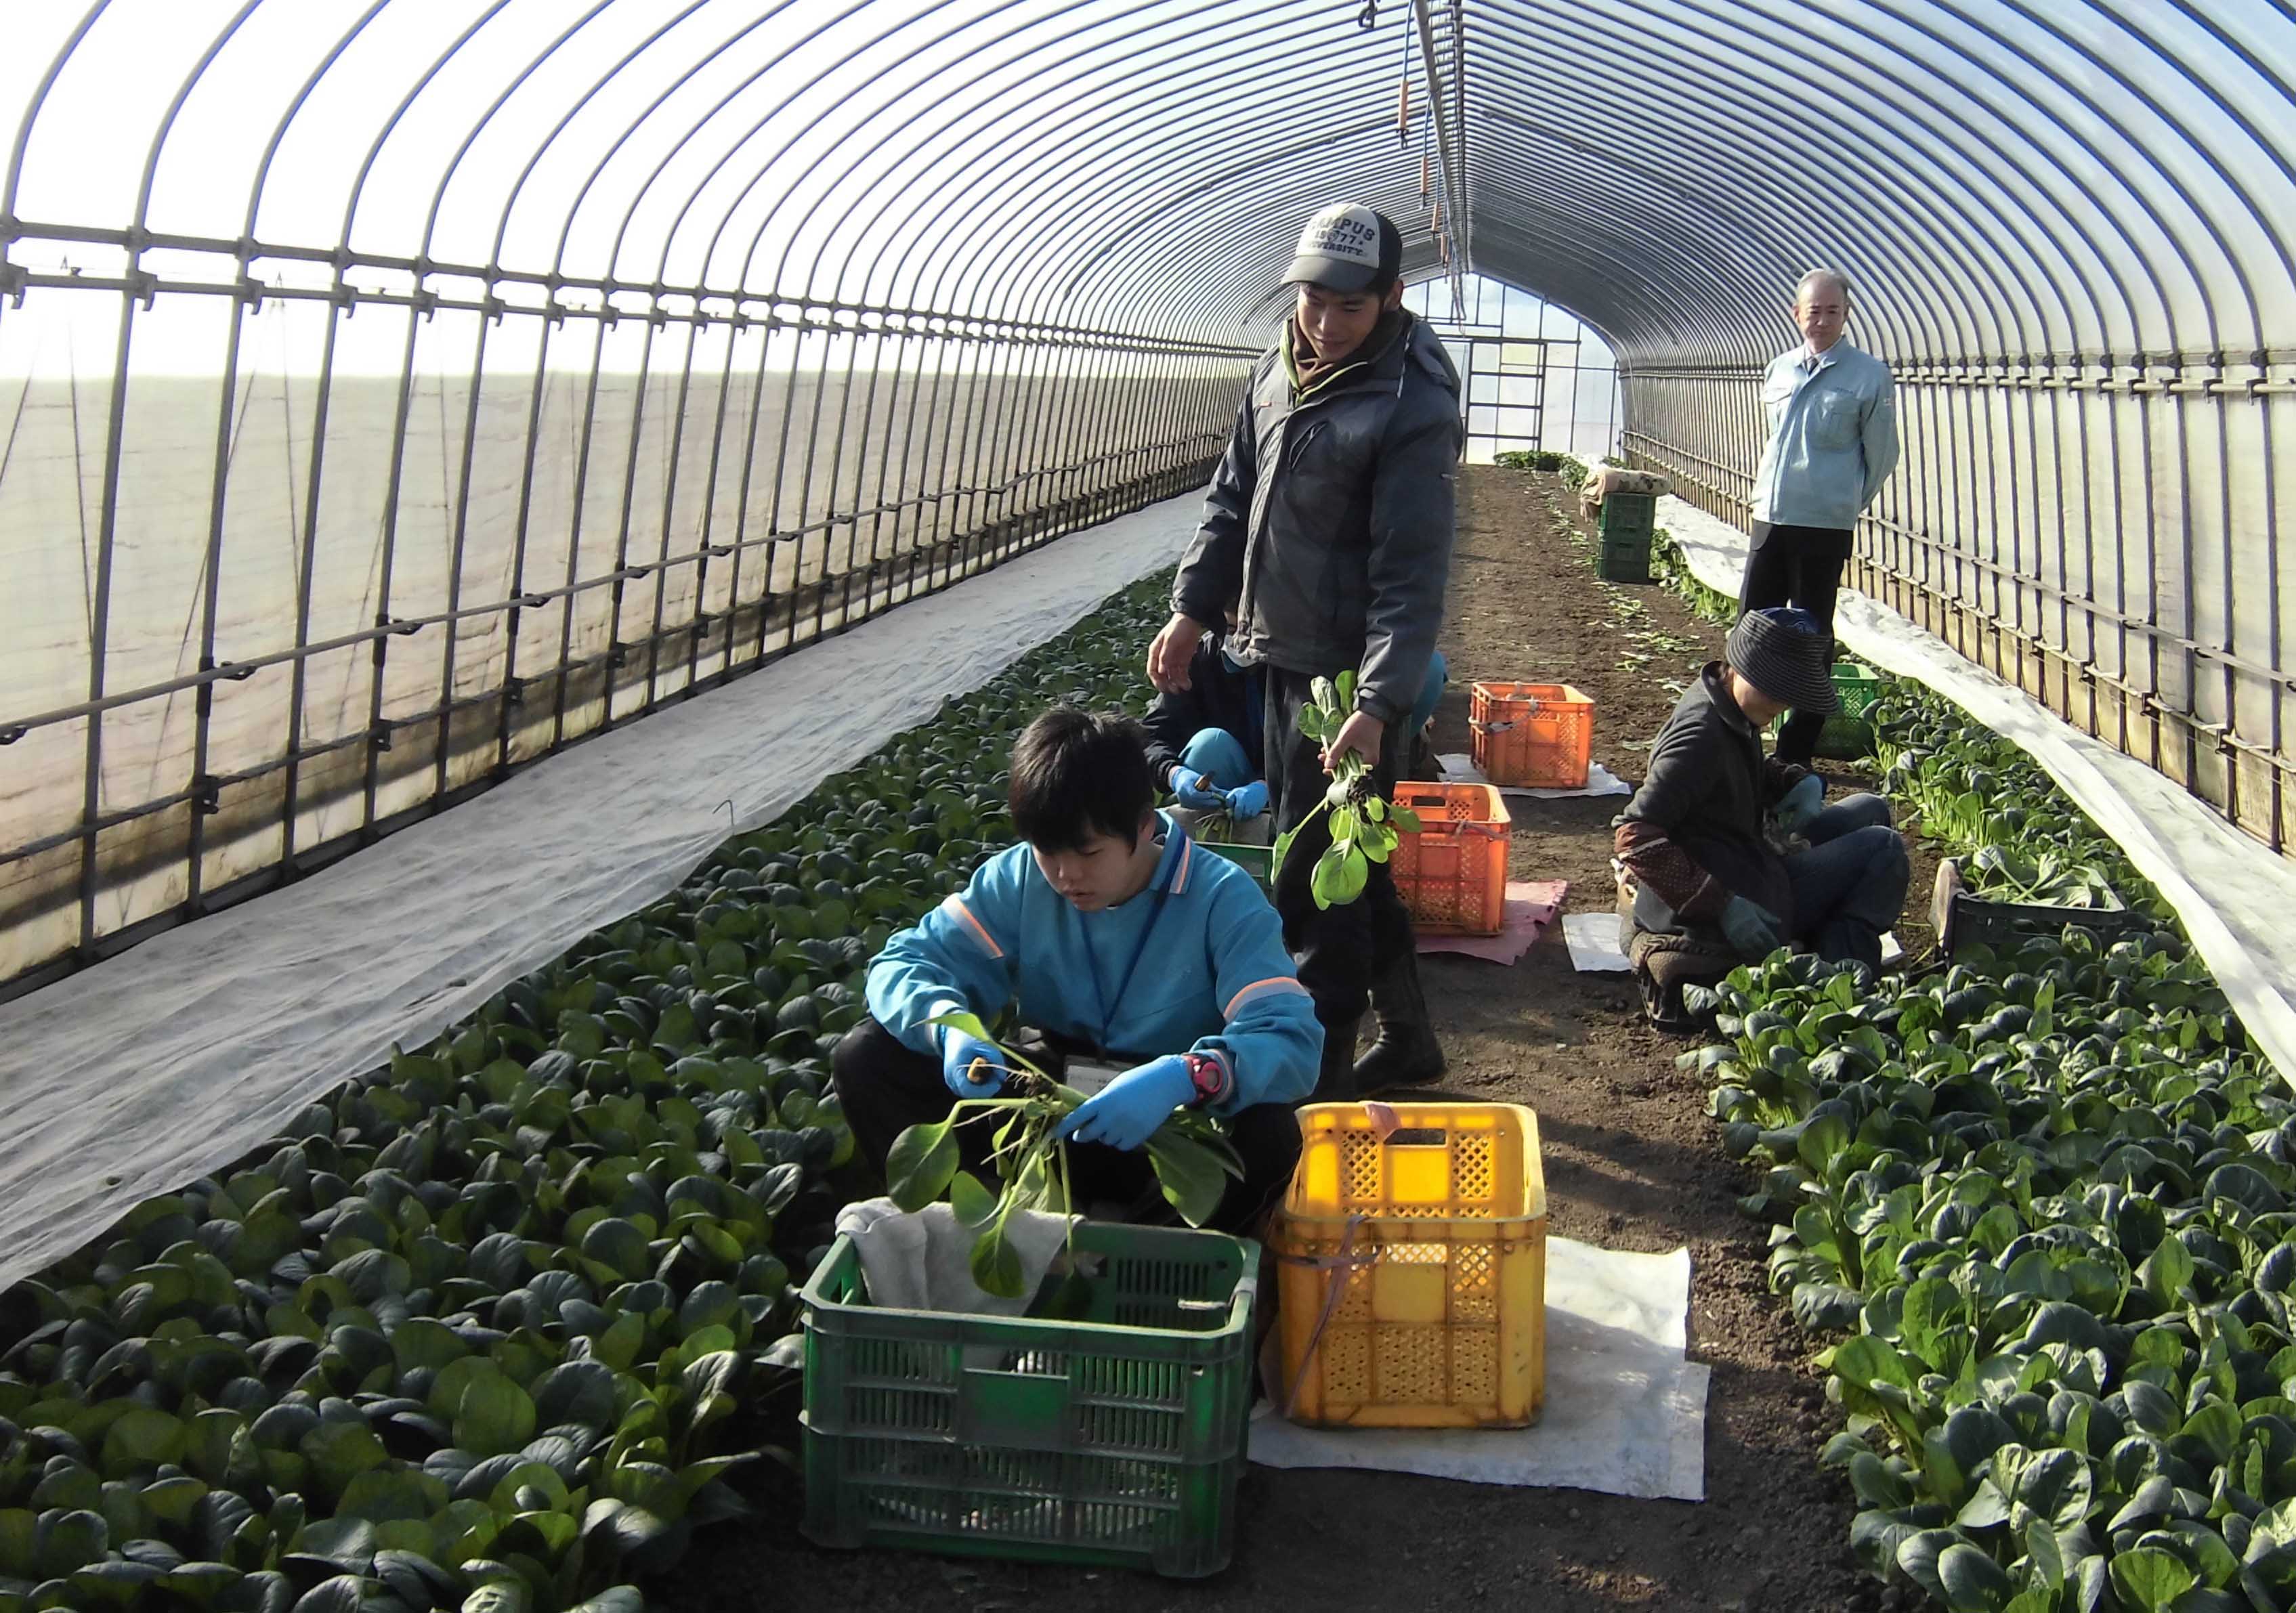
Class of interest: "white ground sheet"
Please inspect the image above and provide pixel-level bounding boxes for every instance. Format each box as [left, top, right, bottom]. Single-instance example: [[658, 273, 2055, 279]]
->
[[0, 498, 1199, 1292], [1564, 913, 1902, 974], [1563, 912, 1635, 972], [1249, 1239, 1709, 1502], [1438, 752, 1636, 799], [1659, 499, 2296, 1086]]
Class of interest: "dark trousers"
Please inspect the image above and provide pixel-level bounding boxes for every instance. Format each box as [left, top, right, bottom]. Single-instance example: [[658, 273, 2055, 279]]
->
[[1785, 794, 1910, 969], [831, 1016, 1302, 1236], [1258, 667, 1414, 1033], [1741, 522, 1850, 767]]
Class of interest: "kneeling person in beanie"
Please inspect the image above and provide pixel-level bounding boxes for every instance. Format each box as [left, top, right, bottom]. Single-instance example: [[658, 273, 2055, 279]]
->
[[832, 708, 1321, 1235], [1616, 607, 1910, 970]]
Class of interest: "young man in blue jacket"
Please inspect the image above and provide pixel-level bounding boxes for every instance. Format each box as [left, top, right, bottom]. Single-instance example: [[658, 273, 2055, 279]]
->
[[831, 707, 1323, 1234]]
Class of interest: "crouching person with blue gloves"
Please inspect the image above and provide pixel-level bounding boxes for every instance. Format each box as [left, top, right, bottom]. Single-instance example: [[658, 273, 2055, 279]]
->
[[1143, 611, 1448, 838], [830, 706, 1323, 1234], [1615, 607, 1909, 979]]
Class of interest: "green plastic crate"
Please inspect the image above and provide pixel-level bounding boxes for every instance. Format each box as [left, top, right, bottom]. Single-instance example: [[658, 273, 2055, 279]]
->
[[1596, 534, 1653, 584], [1772, 662, 1884, 760], [1829, 661, 1883, 717], [1593, 494, 1656, 582], [1199, 840, 1273, 890], [1598, 492, 1657, 540], [799, 1220, 1260, 1577]]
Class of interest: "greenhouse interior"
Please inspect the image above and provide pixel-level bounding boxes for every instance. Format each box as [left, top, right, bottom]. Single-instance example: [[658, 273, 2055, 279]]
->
[[5, 1, 2296, 1609]]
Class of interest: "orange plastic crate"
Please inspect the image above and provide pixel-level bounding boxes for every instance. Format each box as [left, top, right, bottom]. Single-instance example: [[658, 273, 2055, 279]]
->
[[1388, 782, 1510, 937], [1470, 682, 1594, 789]]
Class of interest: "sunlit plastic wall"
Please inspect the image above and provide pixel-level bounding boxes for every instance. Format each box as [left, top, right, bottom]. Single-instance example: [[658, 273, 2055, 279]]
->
[[10, 0, 2293, 993], [0, 1, 1285, 990]]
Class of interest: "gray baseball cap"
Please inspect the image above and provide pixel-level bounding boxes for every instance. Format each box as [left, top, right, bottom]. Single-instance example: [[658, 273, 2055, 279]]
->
[[1283, 203, 1403, 293]]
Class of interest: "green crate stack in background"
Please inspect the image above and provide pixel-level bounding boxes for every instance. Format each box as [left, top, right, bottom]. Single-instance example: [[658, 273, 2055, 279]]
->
[[1595, 492, 1657, 582]]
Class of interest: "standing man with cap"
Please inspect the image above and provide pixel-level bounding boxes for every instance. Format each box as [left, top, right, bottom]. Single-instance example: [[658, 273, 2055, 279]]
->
[[1148, 203, 1463, 1100], [1615, 605, 1909, 971], [1741, 268, 1899, 765]]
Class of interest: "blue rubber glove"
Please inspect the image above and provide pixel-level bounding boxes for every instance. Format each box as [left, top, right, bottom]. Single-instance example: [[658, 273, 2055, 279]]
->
[[1720, 895, 1785, 959], [1774, 773, 1824, 835], [1169, 766, 1226, 812], [938, 1022, 1006, 1098], [1225, 779, 1270, 821], [1057, 1054, 1196, 1152]]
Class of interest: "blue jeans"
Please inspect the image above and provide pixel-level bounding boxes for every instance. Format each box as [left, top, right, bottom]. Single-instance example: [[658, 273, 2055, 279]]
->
[[1785, 793, 1909, 968], [1180, 727, 1256, 789], [1183, 649, 1447, 787]]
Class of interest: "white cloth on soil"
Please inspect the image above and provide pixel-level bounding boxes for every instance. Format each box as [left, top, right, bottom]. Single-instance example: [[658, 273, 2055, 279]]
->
[[1564, 912, 1635, 972], [0, 496, 1201, 1294], [834, 1198, 1076, 1318], [1249, 1237, 1709, 1502], [1439, 752, 1634, 799], [1566, 913, 1901, 974]]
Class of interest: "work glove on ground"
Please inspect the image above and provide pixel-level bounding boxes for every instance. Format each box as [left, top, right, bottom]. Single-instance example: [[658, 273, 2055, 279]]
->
[[937, 1023, 1007, 1098], [1772, 773, 1825, 836], [1168, 766, 1227, 813], [1721, 895, 1785, 960], [1225, 779, 1269, 821], [1057, 1054, 1195, 1152]]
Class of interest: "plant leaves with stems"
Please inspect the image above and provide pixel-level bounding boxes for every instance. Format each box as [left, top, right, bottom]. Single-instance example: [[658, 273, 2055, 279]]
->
[[2108, 1547, 2196, 1612], [948, 1169, 998, 1227], [885, 1121, 960, 1213], [969, 1216, 1026, 1299], [1310, 842, 1369, 910], [1938, 1540, 2014, 1610], [1145, 1134, 1232, 1227]]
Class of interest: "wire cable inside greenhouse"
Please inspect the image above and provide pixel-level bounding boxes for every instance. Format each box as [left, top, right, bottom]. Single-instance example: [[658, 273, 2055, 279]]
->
[[5, 2, 2296, 1608]]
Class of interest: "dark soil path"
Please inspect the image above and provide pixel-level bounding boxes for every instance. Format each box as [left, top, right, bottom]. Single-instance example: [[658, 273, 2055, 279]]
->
[[660, 466, 1907, 1613]]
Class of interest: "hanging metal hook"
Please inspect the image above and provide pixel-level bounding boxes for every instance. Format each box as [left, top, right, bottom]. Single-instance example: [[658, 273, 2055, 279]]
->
[[1357, 0, 1379, 28]]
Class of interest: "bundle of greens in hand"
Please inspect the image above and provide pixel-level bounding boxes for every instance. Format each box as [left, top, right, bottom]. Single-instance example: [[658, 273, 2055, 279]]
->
[[881, 1012, 1243, 1299], [1272, 671, 1422, 909]]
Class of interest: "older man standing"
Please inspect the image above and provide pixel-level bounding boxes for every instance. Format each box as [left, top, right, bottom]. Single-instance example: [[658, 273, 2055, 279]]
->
[[1741, 267, 1898, 765]]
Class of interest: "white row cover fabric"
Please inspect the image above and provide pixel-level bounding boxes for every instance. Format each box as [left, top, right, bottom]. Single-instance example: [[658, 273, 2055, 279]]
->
[[1660, 500, 2296, 1088], [1249, 1239, 1709, 1503], [0, 496, 1198, 1294]]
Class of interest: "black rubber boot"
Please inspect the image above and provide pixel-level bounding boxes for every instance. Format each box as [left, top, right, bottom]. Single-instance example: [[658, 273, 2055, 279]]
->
[[1352, 951, 1446, 1094], [1311, 1015, 1361, 1102]]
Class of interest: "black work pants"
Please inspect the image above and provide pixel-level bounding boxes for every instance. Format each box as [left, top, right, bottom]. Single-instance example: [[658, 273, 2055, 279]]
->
[[831, 1016, 1302, 1236], [1259, 666, 1416, 1033], [1740, 522, 1850, 767]]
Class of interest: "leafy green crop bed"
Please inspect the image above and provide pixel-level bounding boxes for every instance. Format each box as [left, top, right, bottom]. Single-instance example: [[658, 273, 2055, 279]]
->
[[1651, 525, 1739, 624], [0, 576, 1170, 1613], [1688, 681, 2296, 1612]]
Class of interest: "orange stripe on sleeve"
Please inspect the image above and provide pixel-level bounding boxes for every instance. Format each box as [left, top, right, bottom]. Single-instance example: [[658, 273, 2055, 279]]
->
[[939, 895, 1004, 959], [1225, 976, 1311, 1017]]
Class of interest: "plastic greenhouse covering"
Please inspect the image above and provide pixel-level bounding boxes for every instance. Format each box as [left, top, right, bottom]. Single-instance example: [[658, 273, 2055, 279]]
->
[[3, 4, 2295, 1076]]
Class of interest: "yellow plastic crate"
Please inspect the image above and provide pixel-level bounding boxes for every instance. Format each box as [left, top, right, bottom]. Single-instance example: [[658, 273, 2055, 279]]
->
[[1272, 1102, 1547, 1429]]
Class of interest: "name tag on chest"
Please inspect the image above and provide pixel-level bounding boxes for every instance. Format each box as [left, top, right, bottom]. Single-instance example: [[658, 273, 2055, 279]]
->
[[1065, 1058, 1124, 1097]]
